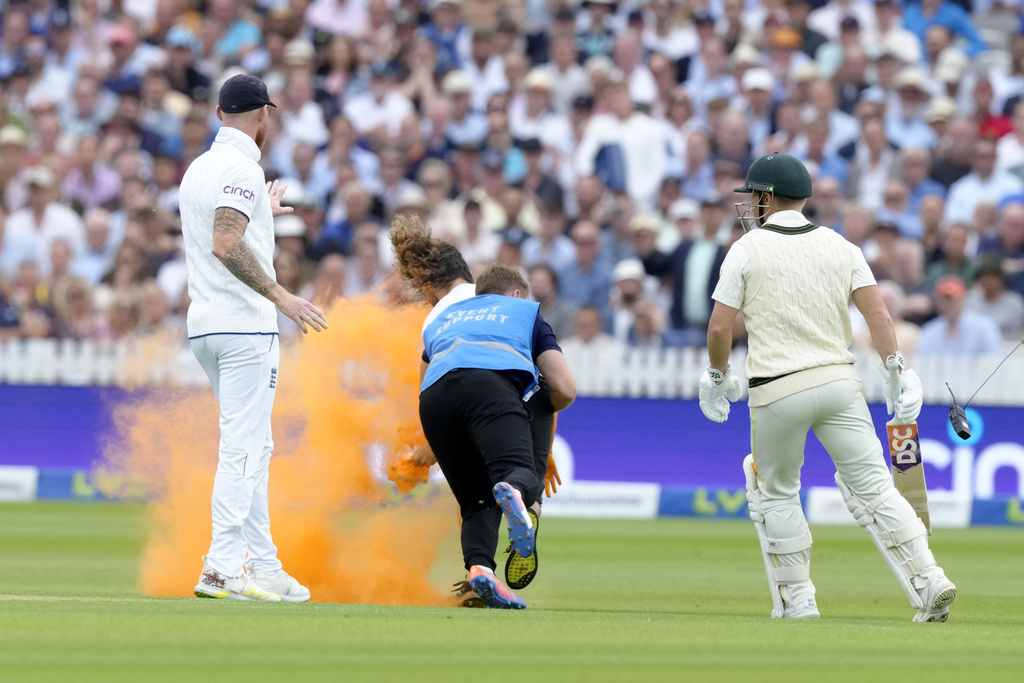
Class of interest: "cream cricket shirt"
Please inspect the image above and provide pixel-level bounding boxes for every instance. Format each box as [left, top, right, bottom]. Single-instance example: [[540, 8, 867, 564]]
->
[[713, 210, 876, 407], [180, 127, 278, 338]]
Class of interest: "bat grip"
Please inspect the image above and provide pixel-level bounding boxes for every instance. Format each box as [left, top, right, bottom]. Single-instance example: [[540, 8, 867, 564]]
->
[[886, 356, 904, 426]]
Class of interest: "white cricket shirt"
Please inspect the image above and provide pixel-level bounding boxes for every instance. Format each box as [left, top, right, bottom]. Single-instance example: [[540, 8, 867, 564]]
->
[[180, 127, 278, 338], [713, 210, 876, 406]]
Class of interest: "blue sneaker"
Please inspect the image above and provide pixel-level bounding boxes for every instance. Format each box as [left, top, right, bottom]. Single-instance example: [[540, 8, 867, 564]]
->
[[468, 565, 526, 610], [493, 482, 534, 558]]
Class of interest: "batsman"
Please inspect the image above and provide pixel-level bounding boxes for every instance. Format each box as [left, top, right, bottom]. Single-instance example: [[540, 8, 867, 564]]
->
[[701, 153, 957, 621]]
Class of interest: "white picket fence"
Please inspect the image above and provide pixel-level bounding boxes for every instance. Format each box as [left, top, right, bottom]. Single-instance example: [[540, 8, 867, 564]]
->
[[0, 338, 1021, 406]]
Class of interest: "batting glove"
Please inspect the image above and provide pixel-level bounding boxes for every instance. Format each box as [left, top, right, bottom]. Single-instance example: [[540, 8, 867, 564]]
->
[[883, 353, 923, 424], [699, 364, 743, 423]]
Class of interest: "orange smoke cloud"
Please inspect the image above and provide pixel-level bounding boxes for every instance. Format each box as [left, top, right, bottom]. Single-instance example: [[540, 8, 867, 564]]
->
[[98, 297, 458, 605]]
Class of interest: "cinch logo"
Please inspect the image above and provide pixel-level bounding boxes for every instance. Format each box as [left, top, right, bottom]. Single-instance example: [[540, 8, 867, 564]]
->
[[223, 185, 255, 202]]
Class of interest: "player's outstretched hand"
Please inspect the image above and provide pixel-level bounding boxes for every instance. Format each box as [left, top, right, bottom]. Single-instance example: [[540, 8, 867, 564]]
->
[[410, 443, 436, 467], [276, 291, 327, 333], [266, 180, 294, 217]]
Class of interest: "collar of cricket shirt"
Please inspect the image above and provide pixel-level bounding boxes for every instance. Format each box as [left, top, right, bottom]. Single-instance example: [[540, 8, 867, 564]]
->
[[214, 126, 261, 163], [759, 209, 818, 235]]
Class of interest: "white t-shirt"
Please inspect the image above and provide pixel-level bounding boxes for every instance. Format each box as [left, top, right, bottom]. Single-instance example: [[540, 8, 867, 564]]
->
[[423, 283, 477, 331], [180, 127, 278, 338]]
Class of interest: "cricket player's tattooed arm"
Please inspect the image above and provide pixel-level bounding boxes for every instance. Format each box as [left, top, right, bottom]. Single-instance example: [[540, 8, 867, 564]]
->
[[212, 207, 279, 299]]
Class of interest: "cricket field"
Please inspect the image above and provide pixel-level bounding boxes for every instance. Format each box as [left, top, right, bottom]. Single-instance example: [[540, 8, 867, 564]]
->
[[1, 502, 1022, 682]]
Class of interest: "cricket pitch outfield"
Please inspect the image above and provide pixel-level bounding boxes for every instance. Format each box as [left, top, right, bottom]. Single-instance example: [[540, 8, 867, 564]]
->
[[1, 503, 1022, 682]]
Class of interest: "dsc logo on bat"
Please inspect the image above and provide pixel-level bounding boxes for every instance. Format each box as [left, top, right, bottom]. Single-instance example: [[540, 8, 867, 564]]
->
[[887, 424, 922, 471]]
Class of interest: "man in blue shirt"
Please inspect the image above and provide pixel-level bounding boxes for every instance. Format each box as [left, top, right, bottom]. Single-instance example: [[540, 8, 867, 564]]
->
[[902, 0, 988, 58], [390, 218, 576, 610]]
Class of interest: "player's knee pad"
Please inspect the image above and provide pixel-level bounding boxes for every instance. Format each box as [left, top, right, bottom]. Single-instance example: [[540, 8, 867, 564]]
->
[[835, 473, 932, 609], [744, 455, 814, 617]]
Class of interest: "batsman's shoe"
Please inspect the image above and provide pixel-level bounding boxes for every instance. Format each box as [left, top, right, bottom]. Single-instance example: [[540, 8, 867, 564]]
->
[[194, 562, 281, 602], [468, 566, 526, 610], [246, 563, 311, 603], [783, 599, 820, 619], [914, 576, 957, 622], [504, 508, 540, 590], [493, 482, 534, 558], [451, 580, 487, 608]]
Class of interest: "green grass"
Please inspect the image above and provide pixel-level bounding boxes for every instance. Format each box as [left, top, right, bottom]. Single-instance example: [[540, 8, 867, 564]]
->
[[1, 503, 1022, 682]]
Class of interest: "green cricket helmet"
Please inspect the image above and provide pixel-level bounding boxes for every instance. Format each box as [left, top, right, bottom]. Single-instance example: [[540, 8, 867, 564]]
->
[[734, 153, 813, 199]]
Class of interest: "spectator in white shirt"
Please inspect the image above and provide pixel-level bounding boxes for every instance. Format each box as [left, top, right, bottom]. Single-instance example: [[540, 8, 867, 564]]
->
[[463, 28, 509, 113], [848, 115, 896, 210], [807, 78, 860, 157], [509, 70, 574, 157], [559, 304, 626, 357], [71, 209, 117, 285], [539, 34, 592, 115], [576, 79, 667, 212], [946, 138, 1024, 224], [612, 31, 658, 107], [2, 167, 85, 278], [304, 0, 369, 37], [738, 68, 776, 154], [442, 70, 488, 147], [643, 0, 699, 61], [343, 62, 414, 142], [686, 36, 737, 117]]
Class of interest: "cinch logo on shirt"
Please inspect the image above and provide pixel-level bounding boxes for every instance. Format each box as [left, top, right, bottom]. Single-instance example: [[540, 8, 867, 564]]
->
[[223, 185, 255, 202], [434, 306, 509, 336]]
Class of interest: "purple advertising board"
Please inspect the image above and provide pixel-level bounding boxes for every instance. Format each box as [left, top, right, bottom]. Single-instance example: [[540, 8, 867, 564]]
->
[[555, 398, 1024, 498], [2, 388, 1023, 500]]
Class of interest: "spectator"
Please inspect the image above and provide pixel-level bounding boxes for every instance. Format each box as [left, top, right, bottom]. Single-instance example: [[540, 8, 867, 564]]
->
[[343, 63, 413, 143], [442, 71, 488, 148], [52, 275, 106, 341], [560, 304, 624, 356], [919, 194, 947, 262], [313, 181, 376, 260], [274, 215, 308, 263], [344, 238, 388, 297], [897, 147, 947, 217], [138, 279, 184, 337], [311, 254, 347, 309], [60, 76, 117, 139], [2, 166, 85, 278], [539, 34, 590, 116], [808, 0, 877, 41], [930, 117, 976, 189], [577, 0, 617, 63], [848, 113, 896, 212], [806, 176, 846, 232], [452, 199, 500, 267], [608, 258, 651, 342], [637, 194, 726, 345], [967, 255, 1024, 340], [880, 179, 923, 239], [576, 79, 667, 212], [522, 202, 576, 273], [420, 0, 470, 73], [558, 220, 612, 321], [852, 280, 922, 360], [626, 299, 679, 349], [463, 28, 509, 113], [945, 138, 1024, 225], [528, 264, 576, 341], [509, 70, 573, 158], [72, 209, 117, 285], [902, 0, 988, 58], [62, 134, 122, 211], [918, 275, 1002, 357], [601, 195, 639, 266], [980, 201, 1024, 284], [377, 146, 420, 216], [100, 287, 141, 341]]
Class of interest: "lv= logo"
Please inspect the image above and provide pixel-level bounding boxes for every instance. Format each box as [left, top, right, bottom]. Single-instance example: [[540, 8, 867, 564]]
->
[[269, 367, 278, 389]]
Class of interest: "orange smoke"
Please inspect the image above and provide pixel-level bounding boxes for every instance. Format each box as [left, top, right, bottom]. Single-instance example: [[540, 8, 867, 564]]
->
[[98, 296, 458, 605]]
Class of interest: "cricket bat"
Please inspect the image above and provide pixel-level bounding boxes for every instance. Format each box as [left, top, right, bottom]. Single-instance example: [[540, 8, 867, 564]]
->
[[886, 358, 931, 534]]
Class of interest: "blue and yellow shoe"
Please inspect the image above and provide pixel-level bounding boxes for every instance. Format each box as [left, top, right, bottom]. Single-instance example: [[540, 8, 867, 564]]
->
[[468, 565, 526, 610], [505, 507, 540, 590], [493, 482, 534, 558]]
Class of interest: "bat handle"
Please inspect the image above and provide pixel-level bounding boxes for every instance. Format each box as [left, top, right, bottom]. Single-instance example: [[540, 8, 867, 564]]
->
[[886, 355, 904, 425]]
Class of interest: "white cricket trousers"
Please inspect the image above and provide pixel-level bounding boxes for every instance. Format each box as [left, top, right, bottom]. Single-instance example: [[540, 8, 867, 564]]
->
[[191, 333, 282, 578]]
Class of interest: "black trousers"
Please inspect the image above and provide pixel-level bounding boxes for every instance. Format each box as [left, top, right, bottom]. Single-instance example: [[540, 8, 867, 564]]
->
[[419, 369, 542, 571], [528, 378, 556, 503]]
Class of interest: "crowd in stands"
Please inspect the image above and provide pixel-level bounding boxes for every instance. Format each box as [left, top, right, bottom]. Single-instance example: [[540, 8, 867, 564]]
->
[[2, 0, 1024, 364]]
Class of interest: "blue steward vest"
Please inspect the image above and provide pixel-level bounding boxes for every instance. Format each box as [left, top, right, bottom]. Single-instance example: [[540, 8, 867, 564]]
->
[[422, 294, 540, 400]]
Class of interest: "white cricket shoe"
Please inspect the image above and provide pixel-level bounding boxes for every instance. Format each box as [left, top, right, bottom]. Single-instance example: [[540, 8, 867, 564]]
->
[[247, 563, 311, 603], [783, 598, 820, 619], [914, 575, 957, 622], [194, 559, 281, 601]]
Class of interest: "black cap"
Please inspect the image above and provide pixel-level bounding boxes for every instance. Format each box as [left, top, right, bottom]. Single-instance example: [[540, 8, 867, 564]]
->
[[692, 10, 715, 24], [976, 254, 1005, 278], [554, 7, 576, 22], [520, 138, 542, 153], [840, 16, 860, 31], [218, 74, 276, 114]]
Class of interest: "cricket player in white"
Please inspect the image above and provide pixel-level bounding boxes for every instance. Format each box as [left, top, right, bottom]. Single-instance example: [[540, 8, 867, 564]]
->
[[700, 153, 957, 621], [181, 74, 327, 602]]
